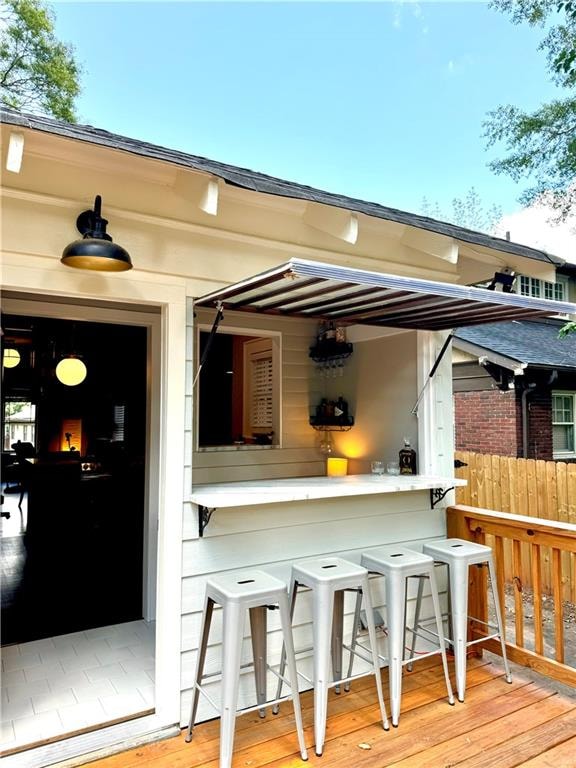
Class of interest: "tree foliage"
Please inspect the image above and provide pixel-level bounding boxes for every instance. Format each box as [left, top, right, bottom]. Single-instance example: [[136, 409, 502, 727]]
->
[[0, 0, 81, 121], [484, 1, 576, 220], [421, 187, 502, 234]]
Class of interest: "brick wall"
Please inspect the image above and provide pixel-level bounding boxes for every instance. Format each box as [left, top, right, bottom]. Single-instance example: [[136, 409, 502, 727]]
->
[[454, 388, 554, 460], [526, 389, 553, 460], [454, 390, 519, 456]]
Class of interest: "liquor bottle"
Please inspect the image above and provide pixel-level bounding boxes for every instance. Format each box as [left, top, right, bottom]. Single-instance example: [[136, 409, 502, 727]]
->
[[399, 438, 417, 475]]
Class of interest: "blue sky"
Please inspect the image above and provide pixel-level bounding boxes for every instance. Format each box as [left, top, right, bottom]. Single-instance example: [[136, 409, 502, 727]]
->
[[49, 1, 562, 220]]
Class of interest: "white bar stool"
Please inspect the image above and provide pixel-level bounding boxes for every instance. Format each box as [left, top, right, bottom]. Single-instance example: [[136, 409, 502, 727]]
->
[[346, 545, 454, 726], [415, 538, 512, 702], [185, 569, 308, 768], [275, 556, 389, 756]]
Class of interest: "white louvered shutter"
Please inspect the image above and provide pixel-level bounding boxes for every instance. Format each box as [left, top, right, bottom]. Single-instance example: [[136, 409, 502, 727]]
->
[[250, 354, 273, 428]]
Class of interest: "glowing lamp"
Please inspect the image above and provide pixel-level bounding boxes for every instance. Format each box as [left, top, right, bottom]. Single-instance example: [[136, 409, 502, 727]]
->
[[326, 457, 348, 477], [3, 348, 20, 368], [56, 356, 87, 386]]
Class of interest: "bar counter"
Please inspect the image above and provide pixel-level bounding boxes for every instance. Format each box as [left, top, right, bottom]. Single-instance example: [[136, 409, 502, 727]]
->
[[189, 473, 466, 509]]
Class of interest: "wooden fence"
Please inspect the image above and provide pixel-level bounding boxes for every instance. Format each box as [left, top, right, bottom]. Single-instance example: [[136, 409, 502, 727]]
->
[[454, 451, 576, 602]]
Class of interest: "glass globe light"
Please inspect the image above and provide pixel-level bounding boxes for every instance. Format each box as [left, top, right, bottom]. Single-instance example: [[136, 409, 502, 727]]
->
[[56, 357, 87, 386]]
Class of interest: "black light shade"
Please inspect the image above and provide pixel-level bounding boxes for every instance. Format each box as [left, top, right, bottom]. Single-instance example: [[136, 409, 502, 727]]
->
[[61, 195, 132, 272]]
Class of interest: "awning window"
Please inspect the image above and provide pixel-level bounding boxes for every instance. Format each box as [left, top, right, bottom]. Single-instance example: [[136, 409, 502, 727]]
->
[[194, 258, 576, 331]]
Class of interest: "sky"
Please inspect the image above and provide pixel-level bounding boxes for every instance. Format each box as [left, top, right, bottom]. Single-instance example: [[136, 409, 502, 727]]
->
[[48, 1, 575, 256]]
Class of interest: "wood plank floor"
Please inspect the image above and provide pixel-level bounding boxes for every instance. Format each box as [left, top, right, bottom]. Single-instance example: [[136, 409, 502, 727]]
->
[[87, 656, 576, 768]]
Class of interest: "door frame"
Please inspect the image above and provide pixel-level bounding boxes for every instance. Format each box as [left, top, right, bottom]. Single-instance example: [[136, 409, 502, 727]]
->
[[1, 256, 186, 743]]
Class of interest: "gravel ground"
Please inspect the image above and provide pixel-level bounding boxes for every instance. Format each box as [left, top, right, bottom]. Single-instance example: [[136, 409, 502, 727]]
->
[[488, 582, 576, 698]]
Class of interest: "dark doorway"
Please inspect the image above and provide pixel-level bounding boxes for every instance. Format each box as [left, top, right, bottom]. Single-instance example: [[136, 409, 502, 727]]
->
[[1, 314, 148, 645]]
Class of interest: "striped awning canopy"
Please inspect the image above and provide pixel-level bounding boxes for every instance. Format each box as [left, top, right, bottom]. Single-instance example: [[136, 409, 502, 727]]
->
[[194, 258, 576, 331]]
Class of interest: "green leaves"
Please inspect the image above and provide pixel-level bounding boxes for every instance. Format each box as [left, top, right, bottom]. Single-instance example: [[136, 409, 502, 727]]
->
[[0, 0, 81, 122], [486, 1, 576, 219]]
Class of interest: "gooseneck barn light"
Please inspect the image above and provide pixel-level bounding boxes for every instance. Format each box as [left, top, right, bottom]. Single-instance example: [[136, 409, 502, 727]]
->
[[61, 195, 132, 271]]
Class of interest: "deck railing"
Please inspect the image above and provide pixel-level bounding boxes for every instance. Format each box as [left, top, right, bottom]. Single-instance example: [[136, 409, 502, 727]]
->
[[446, 504, 576, 689]]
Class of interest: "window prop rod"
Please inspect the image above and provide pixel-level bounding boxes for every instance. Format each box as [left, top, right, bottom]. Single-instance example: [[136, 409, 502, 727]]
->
[[192, 301, 224, 390], [411, 332, 454, 415]]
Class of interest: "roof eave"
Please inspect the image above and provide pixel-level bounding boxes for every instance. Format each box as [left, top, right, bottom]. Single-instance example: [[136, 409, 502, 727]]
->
[[1, 107, 563, 268]]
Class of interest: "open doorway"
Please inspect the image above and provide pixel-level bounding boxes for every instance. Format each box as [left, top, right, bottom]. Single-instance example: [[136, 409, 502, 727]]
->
[[1, 307, 156, 753]]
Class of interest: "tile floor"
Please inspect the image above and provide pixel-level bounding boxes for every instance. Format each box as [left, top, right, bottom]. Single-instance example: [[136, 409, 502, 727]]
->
[[1, 620, 155, 753]]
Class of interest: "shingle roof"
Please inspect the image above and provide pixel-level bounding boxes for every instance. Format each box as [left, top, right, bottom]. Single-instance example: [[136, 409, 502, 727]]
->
[[454, 319, 576, 369], [0, 107, 562, 267]]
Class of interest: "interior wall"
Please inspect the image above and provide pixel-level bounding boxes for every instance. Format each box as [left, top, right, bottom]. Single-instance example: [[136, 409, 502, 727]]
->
[[330, 332, 419, 473]]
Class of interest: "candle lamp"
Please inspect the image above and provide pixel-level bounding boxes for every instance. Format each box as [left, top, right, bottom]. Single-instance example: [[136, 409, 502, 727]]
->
[[326, 457, 348, 477]]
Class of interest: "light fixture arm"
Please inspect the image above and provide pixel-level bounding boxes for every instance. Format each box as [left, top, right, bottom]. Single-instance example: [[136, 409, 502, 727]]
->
[[76, 195, 112, 241]]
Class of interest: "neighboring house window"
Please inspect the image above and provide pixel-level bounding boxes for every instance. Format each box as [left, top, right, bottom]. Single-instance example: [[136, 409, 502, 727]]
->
[[552, 392, 576, 457], [517, 275, 568, 304]]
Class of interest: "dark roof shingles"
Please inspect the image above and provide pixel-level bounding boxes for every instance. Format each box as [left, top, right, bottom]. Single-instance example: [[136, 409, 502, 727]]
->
[[454, 319, 576, 369]]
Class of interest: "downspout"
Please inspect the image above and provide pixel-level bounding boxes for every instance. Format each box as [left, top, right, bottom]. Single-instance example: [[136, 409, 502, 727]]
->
[[520, 370, 558, 458], [521, 384, 536, 459]]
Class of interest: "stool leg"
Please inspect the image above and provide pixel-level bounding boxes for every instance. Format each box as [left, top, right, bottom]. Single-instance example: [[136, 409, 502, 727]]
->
[[312, 583, 334, 756], [384, 571, 405, 727], [487, 556, 512, 684], [249, 606, 268, 718], [449, 560, 469, 702], [185, 595, 214, 742], [362, 575, 389, 731], [407, 575, 425, 672], [273, 577, 298, 713], [220, 601, 245, 768], [277, 592, 308, 762], [428, 570, 455, 706], [332, 590, 344, 694], [344, 589, 363, 691]]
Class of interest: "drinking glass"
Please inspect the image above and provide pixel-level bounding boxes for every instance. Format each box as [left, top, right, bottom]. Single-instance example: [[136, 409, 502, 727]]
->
[[371, 460, 385, 475], [386, 461, 400, 475]]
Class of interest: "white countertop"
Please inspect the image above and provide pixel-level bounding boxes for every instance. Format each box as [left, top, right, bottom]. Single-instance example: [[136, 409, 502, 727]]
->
[[189, 473, 466, 509]]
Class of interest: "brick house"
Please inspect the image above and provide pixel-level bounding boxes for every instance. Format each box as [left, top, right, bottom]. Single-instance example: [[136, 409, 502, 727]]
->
[[453, 315, 576, 461]]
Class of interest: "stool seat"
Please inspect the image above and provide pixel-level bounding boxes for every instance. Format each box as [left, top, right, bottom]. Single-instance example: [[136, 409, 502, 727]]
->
[[418, 537, 512, 702], [206, 569, 289, 605], [423, 538, 493, 564], [185, 568, 308, 768], [348, 545, 454, 726], [292, 556, 370, 588]]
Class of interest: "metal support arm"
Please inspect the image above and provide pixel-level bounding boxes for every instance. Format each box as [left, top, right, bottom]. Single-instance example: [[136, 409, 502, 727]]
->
[[198, 505, 216, 537], [430, 487, 455, 509]]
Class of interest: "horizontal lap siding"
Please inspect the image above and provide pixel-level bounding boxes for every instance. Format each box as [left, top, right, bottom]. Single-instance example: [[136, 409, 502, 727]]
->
[[179, 492, 446, 724]]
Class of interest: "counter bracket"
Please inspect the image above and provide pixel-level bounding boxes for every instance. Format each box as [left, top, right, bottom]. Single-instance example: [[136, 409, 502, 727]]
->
[[430, 487, 454, 508], [199, 505, 216, 537]]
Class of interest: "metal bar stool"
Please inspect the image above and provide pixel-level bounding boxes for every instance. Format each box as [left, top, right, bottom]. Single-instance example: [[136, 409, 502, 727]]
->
[[275, 556, 389, 757], [185, 569, 308, 768], [413, 538, 512, 702], [346, 545, 454, 726]]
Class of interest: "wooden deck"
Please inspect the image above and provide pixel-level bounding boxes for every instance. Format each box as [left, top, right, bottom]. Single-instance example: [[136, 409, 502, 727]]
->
[[87, 656, 576, 768]]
